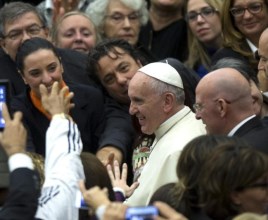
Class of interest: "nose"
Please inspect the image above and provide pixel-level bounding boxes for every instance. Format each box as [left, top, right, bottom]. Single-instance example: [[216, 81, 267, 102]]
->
[[41, 72, 53, 84], [243, 9, 253, 18], [195, 111, 201, 120], [196, 14, 205, 23], [21, 30, 31, 42], [74, 31, 83, 41], [116, 73, 127, 85], [129, 102, 137, 115], [122, 17, 131, 28]]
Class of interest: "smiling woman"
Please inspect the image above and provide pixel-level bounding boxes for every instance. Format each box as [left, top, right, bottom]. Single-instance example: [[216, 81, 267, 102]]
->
[[12, 37, 106, 157], [212, 0, 268, 73], [51, 11, 98, 54]]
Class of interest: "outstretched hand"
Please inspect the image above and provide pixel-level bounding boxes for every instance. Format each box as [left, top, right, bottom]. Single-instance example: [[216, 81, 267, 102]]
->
[[40, 81, 74, 116], [0, 103, 26, 156], [107, 160, 139, 198]]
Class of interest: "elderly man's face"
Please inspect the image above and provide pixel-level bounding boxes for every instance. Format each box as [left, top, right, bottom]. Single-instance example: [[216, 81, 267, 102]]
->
[[97, 47, 142, 104], [0, 12, 48, 61], [195, 82, 223, 134], [128, 72, 167, 135], [103, 0, 141, 46]]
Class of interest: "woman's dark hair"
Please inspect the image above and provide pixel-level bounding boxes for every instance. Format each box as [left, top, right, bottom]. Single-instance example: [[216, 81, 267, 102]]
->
[[16, 37, 60, 75], [200, 142, 268, 220]]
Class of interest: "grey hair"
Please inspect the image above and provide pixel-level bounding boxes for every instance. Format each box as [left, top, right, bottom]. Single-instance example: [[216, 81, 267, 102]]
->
[[0, 2, 46, 38], [86, 0, 149, 30], [149, 77, 185, 105]]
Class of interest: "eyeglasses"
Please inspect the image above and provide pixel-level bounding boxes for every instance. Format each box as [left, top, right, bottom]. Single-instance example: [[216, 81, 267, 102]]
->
[[193, 99, 232, 113], [3, 24, 45, 41], [230, 2, 263, 17], [105, 12, 140, 24], [186, 7, 218, 22], [193, 103, 204, 112]]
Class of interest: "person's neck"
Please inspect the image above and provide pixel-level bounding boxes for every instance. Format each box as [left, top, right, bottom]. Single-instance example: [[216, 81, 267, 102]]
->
[[149, 5, 182, 31]]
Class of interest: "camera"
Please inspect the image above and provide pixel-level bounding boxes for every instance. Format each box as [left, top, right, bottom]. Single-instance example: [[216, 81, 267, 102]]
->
[[0, 80, 10, 131], [125, 206, 159, 220]]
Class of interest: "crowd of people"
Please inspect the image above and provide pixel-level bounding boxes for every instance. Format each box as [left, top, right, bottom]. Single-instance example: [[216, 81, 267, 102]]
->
[[0, 0, 268, 219]]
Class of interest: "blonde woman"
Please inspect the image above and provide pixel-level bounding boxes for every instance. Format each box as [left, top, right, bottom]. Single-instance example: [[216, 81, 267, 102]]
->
[[184, 0, 223, 77]]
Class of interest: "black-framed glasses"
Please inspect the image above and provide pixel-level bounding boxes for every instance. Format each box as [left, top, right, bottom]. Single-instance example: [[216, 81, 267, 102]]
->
[[105, 12, 140, 24], [3, 24, 45, 41], [186, 7, 218, 22], [230, 2, 263, 17]]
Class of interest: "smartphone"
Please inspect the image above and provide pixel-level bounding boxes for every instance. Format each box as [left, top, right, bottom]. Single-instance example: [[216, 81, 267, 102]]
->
[[125, 206, 159, 220], [0, 80, 10, 131]]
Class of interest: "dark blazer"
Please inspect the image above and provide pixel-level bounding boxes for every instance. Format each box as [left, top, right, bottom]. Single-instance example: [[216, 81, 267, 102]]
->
[[11, 83, 105, 156], [0, 168, 40, 220], [233, 116, 268, 154]]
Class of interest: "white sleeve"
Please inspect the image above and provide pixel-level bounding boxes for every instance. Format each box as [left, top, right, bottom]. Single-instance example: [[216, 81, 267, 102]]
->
[[35, 117, 85, 220], [8, 153, 34, 172]]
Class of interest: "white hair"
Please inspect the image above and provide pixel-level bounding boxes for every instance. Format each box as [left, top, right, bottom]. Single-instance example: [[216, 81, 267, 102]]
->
[[86, 0, 148, 28]]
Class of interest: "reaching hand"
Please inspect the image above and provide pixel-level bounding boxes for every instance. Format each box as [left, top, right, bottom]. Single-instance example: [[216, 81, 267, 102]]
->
[[40, 81, 74, 116], [107, 160, 139, 198], [0, 103, 26, 156], [96, 146, 123, 166]]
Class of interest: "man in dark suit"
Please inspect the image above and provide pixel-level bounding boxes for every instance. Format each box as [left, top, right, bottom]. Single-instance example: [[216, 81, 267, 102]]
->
[[0, 2, 135, 165], [194, 67, 268, 154], [0, 104, 40, 219]]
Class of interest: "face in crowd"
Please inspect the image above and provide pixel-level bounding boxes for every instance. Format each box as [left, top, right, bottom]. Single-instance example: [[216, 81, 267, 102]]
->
[[53, 13, 97, 54], [230, 0, 268, 41], [186, 0, 222, 47], [97, 46, 142, 104], [103, 0, 141, 46], [18, 46, 63, 98], [1, 12, 48, 61]]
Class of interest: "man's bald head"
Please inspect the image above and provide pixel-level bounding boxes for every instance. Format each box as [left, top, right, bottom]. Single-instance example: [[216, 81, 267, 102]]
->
[[195, 68, 254, 135]]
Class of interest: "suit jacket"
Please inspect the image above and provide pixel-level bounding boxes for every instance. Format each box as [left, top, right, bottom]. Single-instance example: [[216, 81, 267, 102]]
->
[[0, 168, 40, 220], [233, 116, 268, 154], [11, 83, 105, 156]]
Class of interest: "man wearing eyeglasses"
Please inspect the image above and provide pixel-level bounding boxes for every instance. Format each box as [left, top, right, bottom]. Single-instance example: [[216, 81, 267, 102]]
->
[[195, 67, 268, 155]]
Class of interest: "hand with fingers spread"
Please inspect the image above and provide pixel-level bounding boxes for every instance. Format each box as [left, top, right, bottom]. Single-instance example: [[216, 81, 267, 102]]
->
[[0, 103, 27, 156], [154, 202, 188, 220], [79, 180, 111, 212], [40, 81, 74, 116], [107, 160, 139, 198]]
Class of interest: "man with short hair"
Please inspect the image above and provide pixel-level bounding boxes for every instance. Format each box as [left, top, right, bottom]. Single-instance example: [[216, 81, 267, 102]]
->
[[195, 68, 268, 154], [124, 62, 206, 206]]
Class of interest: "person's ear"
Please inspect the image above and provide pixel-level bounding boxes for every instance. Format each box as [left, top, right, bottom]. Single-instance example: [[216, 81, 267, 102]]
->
[[163, 92, 175, 113], [230, 191, 242, 206], [216, 98, 228, 117], [17, 69, 27, 84]]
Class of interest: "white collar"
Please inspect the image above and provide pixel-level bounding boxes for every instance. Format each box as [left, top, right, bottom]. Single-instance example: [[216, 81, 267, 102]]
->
[[246, 39, 258, 54]]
